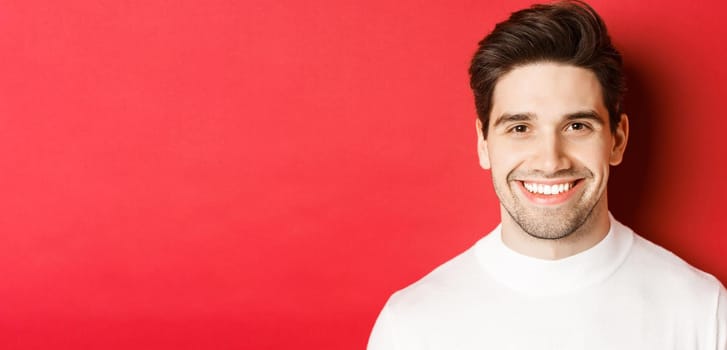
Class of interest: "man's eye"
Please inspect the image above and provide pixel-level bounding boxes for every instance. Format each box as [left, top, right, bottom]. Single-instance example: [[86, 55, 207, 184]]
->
[[567, 122, 589, 131], [511, 125, 528, 133]]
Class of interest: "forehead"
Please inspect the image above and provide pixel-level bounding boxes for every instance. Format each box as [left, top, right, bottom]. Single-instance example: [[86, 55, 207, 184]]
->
[[489, 63, 607, 124]]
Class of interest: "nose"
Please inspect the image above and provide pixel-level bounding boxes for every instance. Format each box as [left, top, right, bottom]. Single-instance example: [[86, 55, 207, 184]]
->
[[530, 132, 571, 174]]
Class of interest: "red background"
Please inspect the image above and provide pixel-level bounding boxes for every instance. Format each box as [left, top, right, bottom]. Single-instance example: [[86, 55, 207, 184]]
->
[[1, 0, 726, 348]]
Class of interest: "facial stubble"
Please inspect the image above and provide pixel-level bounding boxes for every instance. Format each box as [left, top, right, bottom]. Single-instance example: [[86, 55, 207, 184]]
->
[[494, 168, 601, 240]]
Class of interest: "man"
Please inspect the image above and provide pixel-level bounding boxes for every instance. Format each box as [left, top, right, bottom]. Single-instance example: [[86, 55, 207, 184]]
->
[[368, 1, 727, 349]]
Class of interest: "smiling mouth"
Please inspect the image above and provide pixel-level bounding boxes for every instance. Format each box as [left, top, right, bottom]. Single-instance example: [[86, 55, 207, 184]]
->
[[522, 180, 580, 195]]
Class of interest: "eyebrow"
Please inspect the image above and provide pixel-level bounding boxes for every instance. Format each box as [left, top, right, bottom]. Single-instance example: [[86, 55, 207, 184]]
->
[[491, 110, 605, 128], [491, 112, 535, 128], [565, 110, 605, 125]]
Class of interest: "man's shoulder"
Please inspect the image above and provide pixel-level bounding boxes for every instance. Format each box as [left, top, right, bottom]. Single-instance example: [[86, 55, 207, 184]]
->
[[386, 235, 493, 311], [626, 231, 723, 296]]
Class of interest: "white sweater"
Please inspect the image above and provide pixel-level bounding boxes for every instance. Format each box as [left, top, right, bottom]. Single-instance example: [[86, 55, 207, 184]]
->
[[369, 217, 727, 349]]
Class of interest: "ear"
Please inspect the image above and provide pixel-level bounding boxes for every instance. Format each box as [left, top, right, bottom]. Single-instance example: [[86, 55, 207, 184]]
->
[[609, 113, 629, 165], [476, 119, 491, 169]]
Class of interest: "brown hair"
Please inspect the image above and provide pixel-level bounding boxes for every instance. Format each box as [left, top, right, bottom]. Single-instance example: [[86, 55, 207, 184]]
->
[[469, 1, 624, 137]]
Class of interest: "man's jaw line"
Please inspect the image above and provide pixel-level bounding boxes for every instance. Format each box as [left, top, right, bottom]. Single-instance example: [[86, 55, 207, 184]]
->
[[497, 168, 610, 259], [498, 194, 608, 260]]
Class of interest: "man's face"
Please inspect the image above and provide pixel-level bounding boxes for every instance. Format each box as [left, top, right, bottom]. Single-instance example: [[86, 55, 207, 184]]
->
[[477, 62, 628, 240]]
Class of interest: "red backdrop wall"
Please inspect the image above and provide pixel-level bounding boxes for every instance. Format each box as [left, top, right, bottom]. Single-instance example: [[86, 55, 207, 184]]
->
[[1, 0, 726, 348]]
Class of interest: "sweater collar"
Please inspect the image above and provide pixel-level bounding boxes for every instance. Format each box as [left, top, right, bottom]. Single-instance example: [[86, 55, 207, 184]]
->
[[475, 213, 634, 296]]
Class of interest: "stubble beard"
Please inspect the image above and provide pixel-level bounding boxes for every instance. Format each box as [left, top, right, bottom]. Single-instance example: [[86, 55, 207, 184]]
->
[[494, 169, 600, 240]]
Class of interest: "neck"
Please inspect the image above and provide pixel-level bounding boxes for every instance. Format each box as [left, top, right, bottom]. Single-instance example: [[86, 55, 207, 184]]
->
[[500, 199, 611, 260]]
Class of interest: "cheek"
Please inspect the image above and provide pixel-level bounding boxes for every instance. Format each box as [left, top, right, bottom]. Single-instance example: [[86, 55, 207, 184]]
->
[[569, 132, 611, 152], [487, 147, 518, 177], [488, 142, 525, 166], [571, 142, 612, 176]]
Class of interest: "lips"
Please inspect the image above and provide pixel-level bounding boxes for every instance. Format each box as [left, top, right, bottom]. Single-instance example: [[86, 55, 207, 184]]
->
[[523, 181, 574, 195], [517, 179, 582, 205]]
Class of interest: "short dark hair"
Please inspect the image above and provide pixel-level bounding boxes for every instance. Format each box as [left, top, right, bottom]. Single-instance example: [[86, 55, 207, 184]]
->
[[469, 0, 625, 137]]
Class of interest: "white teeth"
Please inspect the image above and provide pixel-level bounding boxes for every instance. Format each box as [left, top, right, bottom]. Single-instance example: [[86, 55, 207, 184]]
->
[[523, 182, 574, 195]]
